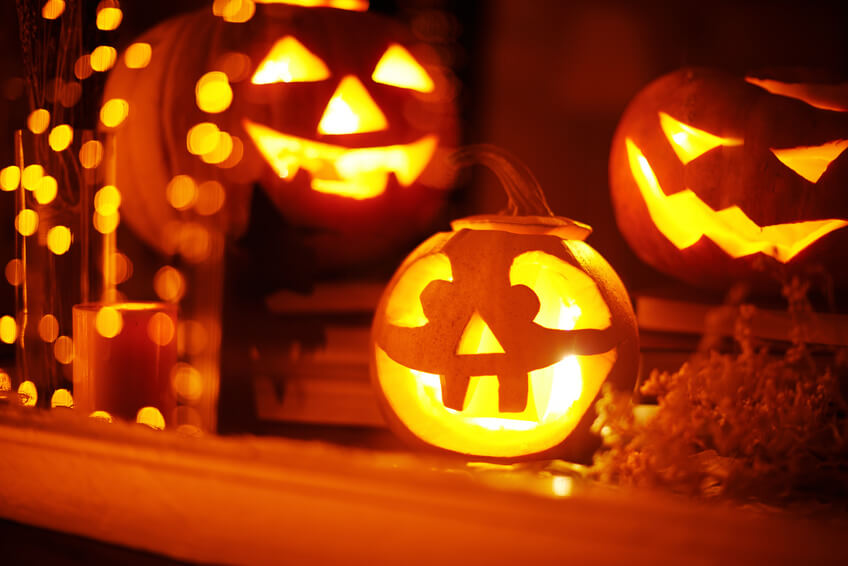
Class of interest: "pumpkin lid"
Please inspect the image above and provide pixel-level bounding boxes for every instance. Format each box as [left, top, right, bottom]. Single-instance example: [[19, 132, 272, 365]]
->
[[451, 214, 592, 240]]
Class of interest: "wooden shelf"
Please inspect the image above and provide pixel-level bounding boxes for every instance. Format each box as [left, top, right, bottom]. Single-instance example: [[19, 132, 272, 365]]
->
[[1, 405, 846, 565]]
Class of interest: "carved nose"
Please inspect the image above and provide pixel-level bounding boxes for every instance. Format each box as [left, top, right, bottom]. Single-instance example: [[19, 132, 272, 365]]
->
[[456, 311, 505, 355], [317, 75, 387, 135]]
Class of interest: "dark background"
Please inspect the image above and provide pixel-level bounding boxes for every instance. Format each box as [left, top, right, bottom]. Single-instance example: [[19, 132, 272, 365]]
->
[[2, 0, 847, 302]]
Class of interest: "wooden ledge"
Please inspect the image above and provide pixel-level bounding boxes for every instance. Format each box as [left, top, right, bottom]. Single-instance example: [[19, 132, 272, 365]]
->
[[0, 406, 845, 565]]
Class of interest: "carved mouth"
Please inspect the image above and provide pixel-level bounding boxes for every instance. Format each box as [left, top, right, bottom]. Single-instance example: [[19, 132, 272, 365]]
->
[[243, 119, 438, 200], [424, 357, 585, 430], [375, 346, 596, 432], [626, 139, 848, 262]]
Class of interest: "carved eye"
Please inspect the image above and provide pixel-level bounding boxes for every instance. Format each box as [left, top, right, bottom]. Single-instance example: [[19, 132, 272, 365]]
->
[[251, 36, 330, 85], [659, 112, 742, 164], [771, 140, 848, 183], [371, 44, 434, 93]]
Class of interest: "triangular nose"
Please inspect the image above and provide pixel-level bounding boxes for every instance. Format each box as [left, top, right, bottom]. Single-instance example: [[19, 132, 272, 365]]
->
[[317, 75, 388, 135], [456, 311, 505, 355]]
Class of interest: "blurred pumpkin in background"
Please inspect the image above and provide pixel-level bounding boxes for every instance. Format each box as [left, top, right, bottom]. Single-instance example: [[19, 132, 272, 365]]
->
[[102, 0, 457, 270], [609, 67, 848, 289], [371, 147, 639, 460]]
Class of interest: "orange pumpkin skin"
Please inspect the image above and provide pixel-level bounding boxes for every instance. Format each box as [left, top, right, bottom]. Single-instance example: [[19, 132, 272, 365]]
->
[[609, 67, 848, 289], [102, 5, 456, 269], [370, 215, 639, 461]]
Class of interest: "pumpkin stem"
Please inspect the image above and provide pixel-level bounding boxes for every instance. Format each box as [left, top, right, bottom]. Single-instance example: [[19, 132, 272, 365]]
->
[[450, 144, 555, 217]]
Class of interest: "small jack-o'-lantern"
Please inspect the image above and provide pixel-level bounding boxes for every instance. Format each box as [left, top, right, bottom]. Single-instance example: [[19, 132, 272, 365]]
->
[[371, 147, 639, 460], [102, 1, 456, 268], [610, 67, 848, 288]]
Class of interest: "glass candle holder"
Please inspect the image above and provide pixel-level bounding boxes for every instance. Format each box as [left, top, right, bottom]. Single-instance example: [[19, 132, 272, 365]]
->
[[73, 301, 177, 427]]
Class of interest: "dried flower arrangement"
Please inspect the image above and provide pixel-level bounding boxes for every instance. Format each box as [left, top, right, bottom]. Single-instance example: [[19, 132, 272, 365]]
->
[[590, 278, 848, 508]]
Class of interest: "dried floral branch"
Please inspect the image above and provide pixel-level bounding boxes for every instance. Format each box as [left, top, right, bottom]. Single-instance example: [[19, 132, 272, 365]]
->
[[590, 278, 848, 508]]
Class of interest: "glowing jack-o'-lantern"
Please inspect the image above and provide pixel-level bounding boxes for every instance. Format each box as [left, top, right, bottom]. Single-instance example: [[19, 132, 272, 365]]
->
[[610, 68, 848, 288], [371, 148, 639, 460], [102, 1, 456, 268]]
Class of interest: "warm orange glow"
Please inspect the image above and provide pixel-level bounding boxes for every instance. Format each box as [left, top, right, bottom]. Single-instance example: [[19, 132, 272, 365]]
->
[[48, 124, 73, 151], [27, 109, 50, 134], [154, 266, 186, 303], [200, 131, 234, 164], [175, 410, 204, 436], [171, 363, 203, 402], [80, 140, 104, 169], [374, 238, 617, 458], [34, 175, 58, 204], [177, 223, 212, 262], [166, 175, 198, 210], [659, 112, 742, 164], [187, 122, 221, 155], [318, 76, 388, 134], [0, 315, 17, 344], [18, 381, 37, 407], [195, 181, 226, 215], [74, 54, 94, 80], [94, 211, 120, 234], [165, 175, 197, 210], [47, 226, 72, 255], [196, 72, 233, 114], [456, 311, 505, 354], [5, 259, 23, 287], [770, 139, 848, 183], [254, 0, 368, 11], [136, 406, 166, 430], [95, 306, 123, 338], [54, 335, 74, 364], [58, 81, 82, 107], [626, 138, 848, 262], [221, 0, 256, 24], [1, 166, 21, 191], [111, 252, 133, 284], [91, 45, 118, 72], [41, 0, 65, 20], [0, 371, 10, 391], [96, 5, 123, 30], [50, 388, 74, 408], [178, 320, 209, 356], [244, 119, 437, 199], [15, 210, 39, 237], [124, 42, 152, 69], [100, 98, 129, 128], [217, 136, 244, 169], [372, 44, 434, 93], [38, 314, 60, 343], [215, 0, 256, 23], [251, 36, 330, 85], [214, 52, 252, 82], [147, 312, 175, 346], [89, 410, 113, 422], [94, 185, 121, 215], [745, 77, 848, 112], [21, 164, 44, 191]]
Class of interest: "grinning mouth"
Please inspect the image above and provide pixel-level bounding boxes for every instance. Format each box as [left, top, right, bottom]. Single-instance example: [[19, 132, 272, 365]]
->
[[243, 119, 438, 200], [626, 139, 848, 262], [406, 354, 588, 432]]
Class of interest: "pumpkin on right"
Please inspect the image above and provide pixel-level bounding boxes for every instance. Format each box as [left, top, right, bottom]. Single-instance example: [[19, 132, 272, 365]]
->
[[609, 67, 848, 289]]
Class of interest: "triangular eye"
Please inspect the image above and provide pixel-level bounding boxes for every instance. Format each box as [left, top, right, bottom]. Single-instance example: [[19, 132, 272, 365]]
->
[[371, 44, 434, 93], [251, 36, 330, 85], [659, 112, 742, 164], [771, 140, 848, 183]]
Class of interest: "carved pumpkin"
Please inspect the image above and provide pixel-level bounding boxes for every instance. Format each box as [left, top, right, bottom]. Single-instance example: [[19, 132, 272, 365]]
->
[[609, 67, 848, 288], [371, 148, 639, 460], [102, 2, 456, 268]]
